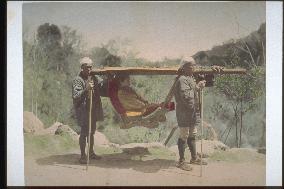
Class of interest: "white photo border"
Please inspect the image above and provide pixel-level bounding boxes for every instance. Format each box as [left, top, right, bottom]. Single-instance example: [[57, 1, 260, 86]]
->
[[7, 1, 282, 186]]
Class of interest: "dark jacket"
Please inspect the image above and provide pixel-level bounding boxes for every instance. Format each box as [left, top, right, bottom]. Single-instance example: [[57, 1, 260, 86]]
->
[[72, 72, 105, 127], [174, 75, 199, 127]]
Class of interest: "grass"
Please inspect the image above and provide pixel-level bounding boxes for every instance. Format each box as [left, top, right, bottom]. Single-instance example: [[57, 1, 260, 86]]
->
[[24, 133, 78, 156], [24, 133, 123, 157], [25, 133, 265, 165], [209, 149, 265, 163], [95, 145, 123, 155]]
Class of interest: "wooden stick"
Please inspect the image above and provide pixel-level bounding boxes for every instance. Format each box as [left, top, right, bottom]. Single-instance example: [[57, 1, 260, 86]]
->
[[200, 89, 204, 177], [86, 89, 93, 171], [163, 75, 181, 105], [164, 126, 178, 146]]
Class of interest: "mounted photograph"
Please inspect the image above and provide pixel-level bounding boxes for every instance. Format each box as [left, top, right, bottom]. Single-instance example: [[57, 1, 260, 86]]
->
[[22, 1, 266, 186]]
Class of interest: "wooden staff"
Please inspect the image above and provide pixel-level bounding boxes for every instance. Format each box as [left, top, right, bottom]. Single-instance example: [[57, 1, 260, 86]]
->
[[200, 88, 204, 177], [86, 89, 93, 171]]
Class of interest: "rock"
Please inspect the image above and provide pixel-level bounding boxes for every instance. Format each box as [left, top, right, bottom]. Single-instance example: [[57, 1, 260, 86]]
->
[[257, 147, 266, 154], [39, 122, 62, 135], [168, 145, 178, 155], [23, 111, 45, 134], [36, 121, 112, 146], [197, 153, 210, 158], [108, 143, 120, 148], [122, 147, 150, 155], [196, 140, 229, 156], [202, 121, 218, 141], [40, 123, 111, 146], [55, 124, 79, 141], [94, 131, 110, 146], [168, 140, 229, 158]]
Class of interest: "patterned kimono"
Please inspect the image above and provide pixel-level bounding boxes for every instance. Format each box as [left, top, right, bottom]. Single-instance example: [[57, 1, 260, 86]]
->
[[72, 72, 105, 135]]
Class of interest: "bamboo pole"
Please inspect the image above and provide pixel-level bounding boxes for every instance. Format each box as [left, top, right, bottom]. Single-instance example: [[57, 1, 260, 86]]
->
[[91, 67, 246, 76]]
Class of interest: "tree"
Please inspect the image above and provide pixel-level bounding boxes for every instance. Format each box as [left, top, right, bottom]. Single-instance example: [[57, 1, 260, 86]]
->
[[90, 47, 122, 68], [36, 23, 64, 71], [23, 24, 85, 127], [60, 26, 84, 75], [214, 66, 265, 147]]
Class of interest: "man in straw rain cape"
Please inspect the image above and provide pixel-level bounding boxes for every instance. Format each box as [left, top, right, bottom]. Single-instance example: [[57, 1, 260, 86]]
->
[[72, 57, 106, 164], [174, 56, 209, 171]]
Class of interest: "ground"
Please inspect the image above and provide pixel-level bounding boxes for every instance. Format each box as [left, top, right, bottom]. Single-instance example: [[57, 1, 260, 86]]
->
[[24, 134, 265, 186]]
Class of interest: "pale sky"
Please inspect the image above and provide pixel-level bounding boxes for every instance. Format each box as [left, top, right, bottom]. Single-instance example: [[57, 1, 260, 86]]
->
[[23, 1, 265, 61]]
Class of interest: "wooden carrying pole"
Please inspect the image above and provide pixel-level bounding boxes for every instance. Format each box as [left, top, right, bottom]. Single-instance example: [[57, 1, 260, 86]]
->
[[86, 89, 93, 171], [163, 75, 181, 146], [91, 67, 246, 76], [163, 75, 181, 105]]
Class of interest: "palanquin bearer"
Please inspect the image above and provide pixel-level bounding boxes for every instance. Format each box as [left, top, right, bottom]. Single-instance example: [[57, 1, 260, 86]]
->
[[174, 56, 208, 171], [72, 57, 107, 164]]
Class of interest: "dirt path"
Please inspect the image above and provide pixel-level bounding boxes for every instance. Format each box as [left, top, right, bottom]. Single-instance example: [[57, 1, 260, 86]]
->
[[25, 150, 265, 186]]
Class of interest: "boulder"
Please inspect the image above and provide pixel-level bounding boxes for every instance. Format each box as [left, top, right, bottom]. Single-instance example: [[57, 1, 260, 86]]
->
[[39, 122, 62, 135], [23, 111, 45, 134], [55, 124, 79, 141], [203, 121, 218, 141], [122, 146, 150, 155], [38, 122, 112, 146], [196, 140, 229, 155], [169, 140, 229, 158], [94, 131, 110, 146]]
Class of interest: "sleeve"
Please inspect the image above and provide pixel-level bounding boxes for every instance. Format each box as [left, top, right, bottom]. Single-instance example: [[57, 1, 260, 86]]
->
[[72, 77, 87, 101], [178, 78, 195, 109]]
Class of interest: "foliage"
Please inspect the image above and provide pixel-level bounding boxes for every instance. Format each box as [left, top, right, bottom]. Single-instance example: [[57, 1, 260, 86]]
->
[[195, 23, 266, 68], [213, 64, 265, 147], [209, 149, 265, 163], [215, 66, 265, 107], [24, 133, 78, 156], [24, 23, 83, 127], [23, 22, 266, 148]]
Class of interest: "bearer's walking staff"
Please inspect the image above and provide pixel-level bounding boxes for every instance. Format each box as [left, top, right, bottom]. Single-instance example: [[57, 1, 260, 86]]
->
[[200, 88, 204, 177], [86, 84, 93, 171]]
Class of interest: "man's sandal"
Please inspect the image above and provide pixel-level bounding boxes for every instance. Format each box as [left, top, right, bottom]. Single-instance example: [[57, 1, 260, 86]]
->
[[176, 161, 193, 171], [190, 158, 208, 165]]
